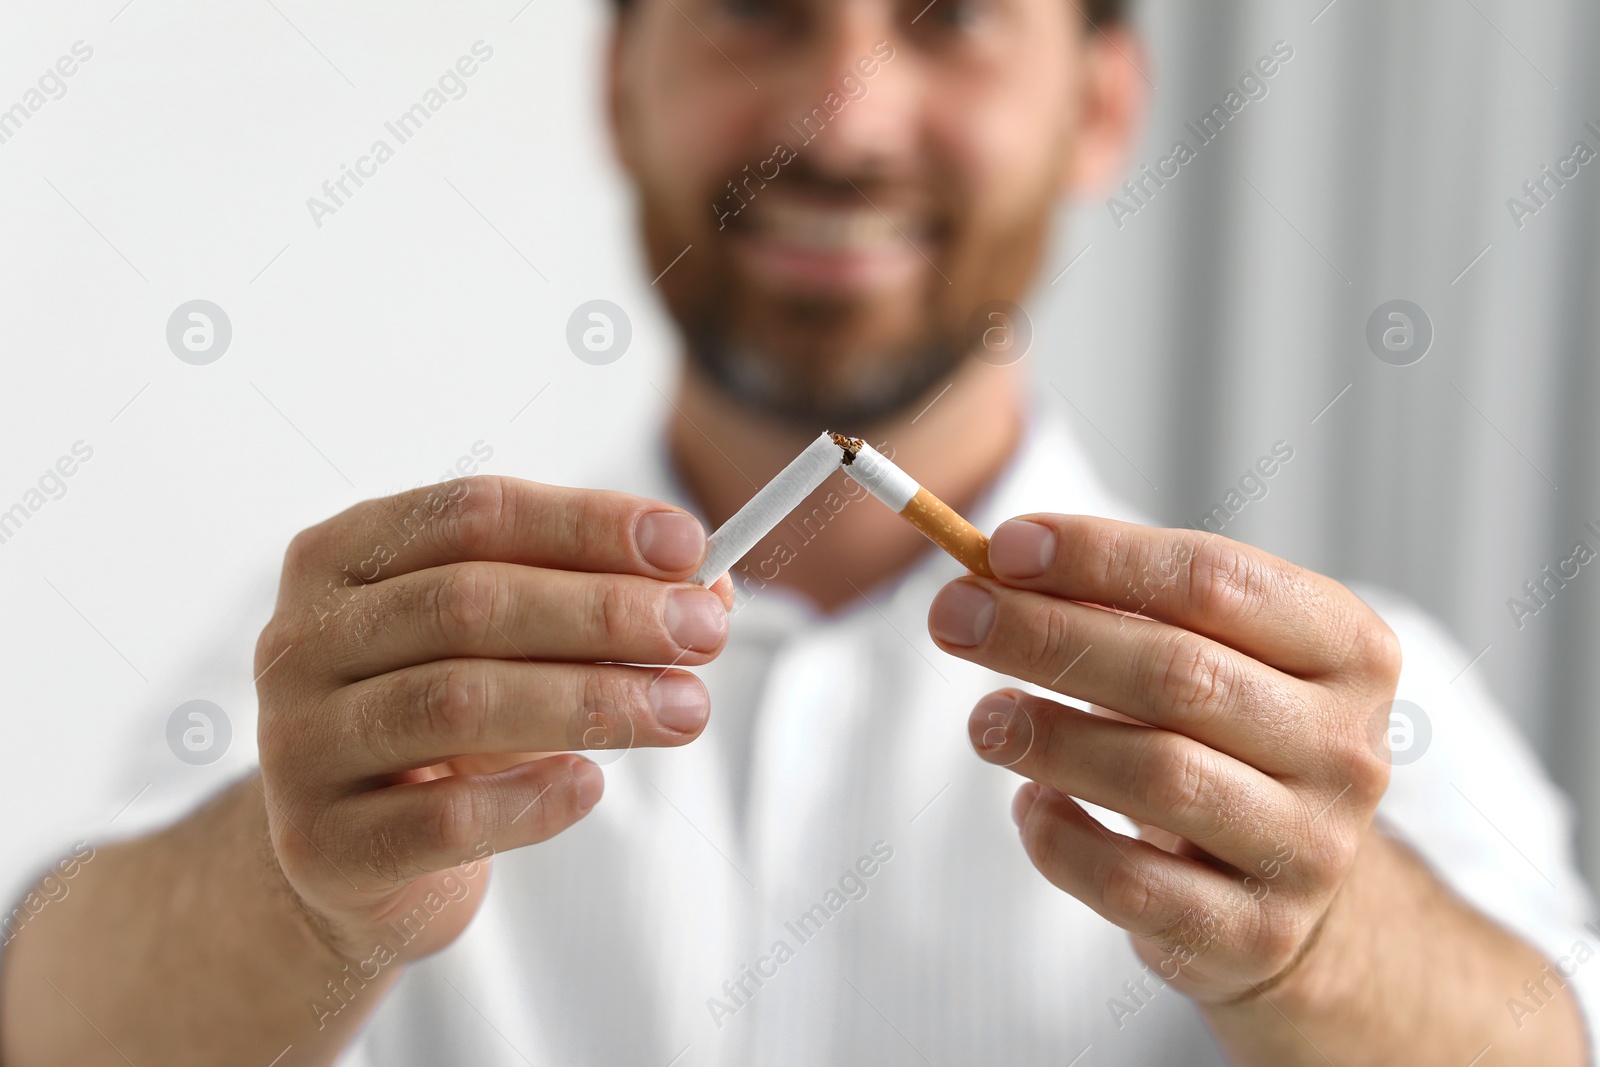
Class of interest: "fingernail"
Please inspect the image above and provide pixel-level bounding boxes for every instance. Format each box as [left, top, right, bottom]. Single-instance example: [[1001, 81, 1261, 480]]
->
[[573, 760, 604, 813], [649, 672, 709, 733], [637, 511, 705, 572], [990, 520, 1056, 580], [928, 582, 996, 647], [1012, 781, 1041, 829], [664, 588, 728, 652]]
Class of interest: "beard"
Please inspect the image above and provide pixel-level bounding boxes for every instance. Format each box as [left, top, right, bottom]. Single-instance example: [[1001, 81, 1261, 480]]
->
[[635, 165, 1056, 430], [680, 307, 970, 429]]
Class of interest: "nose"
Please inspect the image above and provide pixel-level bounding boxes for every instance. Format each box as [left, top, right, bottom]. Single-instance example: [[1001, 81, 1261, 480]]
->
[[771, 10, 916, 179]]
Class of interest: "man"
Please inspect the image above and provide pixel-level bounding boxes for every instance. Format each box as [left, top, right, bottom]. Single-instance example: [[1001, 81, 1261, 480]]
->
[[2, 0, 1595, 1063]]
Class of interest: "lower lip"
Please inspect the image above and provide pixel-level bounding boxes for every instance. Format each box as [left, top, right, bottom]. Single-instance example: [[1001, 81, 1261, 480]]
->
[[731, 229, 930, 296]]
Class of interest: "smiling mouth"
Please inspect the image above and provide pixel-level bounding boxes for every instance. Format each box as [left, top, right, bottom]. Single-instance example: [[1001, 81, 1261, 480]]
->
[[728, 196, 940, 293], [753, 199, 923, 250]]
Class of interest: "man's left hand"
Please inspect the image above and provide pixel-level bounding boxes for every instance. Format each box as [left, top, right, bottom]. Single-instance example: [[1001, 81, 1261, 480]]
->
[[927, 514, 1402, 1004]]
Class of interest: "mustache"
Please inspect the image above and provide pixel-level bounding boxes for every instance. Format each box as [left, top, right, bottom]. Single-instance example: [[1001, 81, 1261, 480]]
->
[[684, 330, 969, 430], [713, 154, 941, 231]]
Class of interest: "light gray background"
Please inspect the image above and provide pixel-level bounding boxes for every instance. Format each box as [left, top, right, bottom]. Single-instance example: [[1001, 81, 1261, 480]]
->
[[1, 0, 1596, 894]]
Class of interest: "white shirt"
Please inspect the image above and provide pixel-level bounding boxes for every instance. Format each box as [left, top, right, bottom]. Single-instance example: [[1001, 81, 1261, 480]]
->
[[6, 403, 1595, 1064], [336, 402, 1600, 1065]]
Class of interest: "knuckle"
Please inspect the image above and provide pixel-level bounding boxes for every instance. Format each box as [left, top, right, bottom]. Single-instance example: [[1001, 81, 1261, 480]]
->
[[1324, 705, 1393, 807], [356, 817, 413, 883], [253, 618, 294, 689], [1099, 853, 1160, 927], [283, 523, 329, 574], [1152, 906, 1221, 962], [427, 563, 502, 645], [557, 489, 621, 562], [1155, 633, 1234, 723], [270, 802, 330, 872], [588, 579, 639, 649], [343, 673, 402, 760], [419, 662, 483, 748], [1139, 735, 1221, 834], [1020, 601, 1077, 679], [574, 670, 633, 750], [1343, 740, 1392, 805], [258, 710, 306, 782], [517, 775, 558, 829], [438, 476, 511, 557], [422, 783, 487, 859], [1352, 614, 1403, 681], [1316, 826, 1360, 876], [1289, 816, 1359, 886], [1248, 903, 1305, 972], [1094, 524, 1137, 592], [1186, 540, 1271, 623]]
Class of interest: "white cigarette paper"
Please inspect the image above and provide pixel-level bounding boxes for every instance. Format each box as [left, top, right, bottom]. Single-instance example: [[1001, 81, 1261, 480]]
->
[[839, 441, 918, 512], [692, 431, 840, 586]]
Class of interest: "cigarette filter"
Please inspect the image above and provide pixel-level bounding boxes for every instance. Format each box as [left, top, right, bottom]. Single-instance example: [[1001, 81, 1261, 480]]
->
[[832, 434, 995, 579]]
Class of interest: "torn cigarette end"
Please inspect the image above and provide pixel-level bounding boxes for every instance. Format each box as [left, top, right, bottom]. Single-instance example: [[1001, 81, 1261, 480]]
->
[[836, 438, 994, 580], [829, 431, 864, 465]]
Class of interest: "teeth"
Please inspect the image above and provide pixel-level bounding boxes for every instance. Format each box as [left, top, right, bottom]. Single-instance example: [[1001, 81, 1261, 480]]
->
[[755, 201, 909, 251]]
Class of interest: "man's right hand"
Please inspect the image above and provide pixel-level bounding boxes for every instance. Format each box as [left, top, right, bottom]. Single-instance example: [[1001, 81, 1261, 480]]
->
[[0, 474, 731, 1066], [254, 475, 730, 965]]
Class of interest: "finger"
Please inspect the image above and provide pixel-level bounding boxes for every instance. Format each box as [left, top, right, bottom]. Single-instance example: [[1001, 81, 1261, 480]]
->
[[971, 690, 1294, 870], [1013, 784, 1269, 982], [985, 515, 1381, 677], [313, 563, 728, 679], [930, 577, 1309, 771], [711, 572, 734, 609], [282, 476, 710, 599], [324, 754, 603, 886], [328, 661, 709, 777]]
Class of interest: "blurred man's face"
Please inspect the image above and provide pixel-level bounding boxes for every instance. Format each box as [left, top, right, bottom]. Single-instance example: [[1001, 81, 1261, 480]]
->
[[609, 0, 1099, 426]]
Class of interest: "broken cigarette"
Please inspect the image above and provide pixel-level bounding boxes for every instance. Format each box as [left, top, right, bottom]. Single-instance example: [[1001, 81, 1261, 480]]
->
[[830, 433, 995, 580], [691, 431, 841, 586], [693, 430, 994, 586]]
